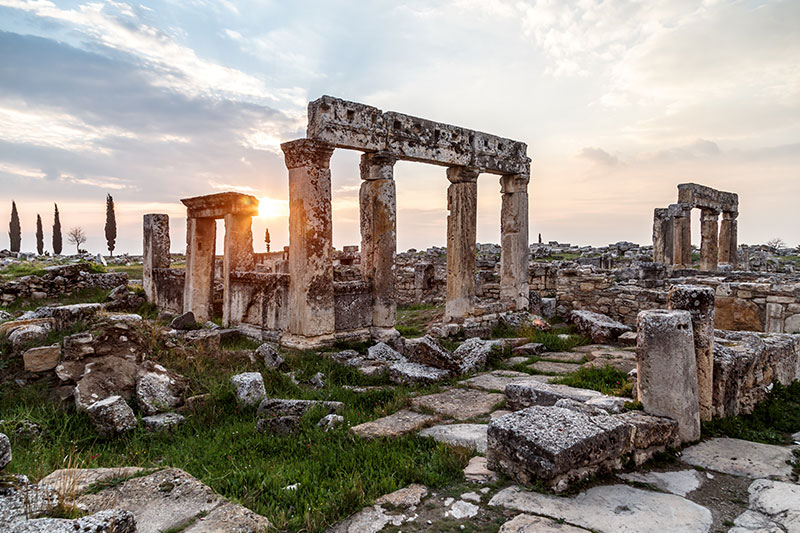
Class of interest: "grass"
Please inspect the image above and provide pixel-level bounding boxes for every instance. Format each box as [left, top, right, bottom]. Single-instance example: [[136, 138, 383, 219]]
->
[[395, 303, 443, 338], [490, 322, 590, 352], [105, 263, 144, 280], [551, 365, 633, 397], [1, 287, 111, 314], [0, 262, 47, 280], [702, 381, 800, 445], [0, 321, 469, 531]]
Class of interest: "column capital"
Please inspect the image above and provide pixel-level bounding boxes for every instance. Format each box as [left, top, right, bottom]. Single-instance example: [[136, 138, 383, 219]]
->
[[446, 166, 480, 184], [500, 173, 530, 193], [281, 138, 335, 170], [360, 151, 396, 180], [722, 211, 739, 220], [700, 207, 720, 220], [668, 202, 691, 218]]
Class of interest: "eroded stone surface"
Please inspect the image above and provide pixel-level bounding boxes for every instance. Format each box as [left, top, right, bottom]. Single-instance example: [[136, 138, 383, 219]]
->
[[499, 514, 590, 532], [22, 345, 60, 372], [681, 438, 795, 479], [618, 469, 705, 497], [350, 409, 440, 439], [570, 310, 631, 344], [419, 424, 488, 453], [257, 398, 344, 418], [230, 372, 266, 407], [86, 395, 136, 437], [410, 388, 503, 420], [463, 456, 498, 483], [505, 380, 603, 409], [730, 479, 800, 533], [388, 361, 450, 384], [0, 432, 10, 470], [461, 370, 545, 392]]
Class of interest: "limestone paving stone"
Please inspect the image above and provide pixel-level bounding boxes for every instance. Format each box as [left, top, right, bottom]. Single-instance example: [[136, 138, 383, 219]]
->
[[350, 409, 441, 439], [489, 484, 713, 533], [39, 467, 144, 496], [512, 342, 545, 356], [410, 388, 504, 420], [618, 469, 705, 497], [388, 361, 450, 384], [499, 514, 591, 533], [463, 456, 498, 483], [730, 479, 800, 533], [461, 370, 547, 392], [374, 483, 427, 508], [538, 351, 585, 363], [419, 424, 488, 453], [528, 361, 581, 374], [505, 380, 603, 409], [681, 438, 795, 480]]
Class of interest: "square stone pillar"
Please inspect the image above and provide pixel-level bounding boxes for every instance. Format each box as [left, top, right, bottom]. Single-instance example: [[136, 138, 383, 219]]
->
[[671, 205, 692, 268], [142, 214, 170, 303], [699, 208, 719, 272], [222, 213, 255, 326], [500, 173, 530, 311], [183, 217, 216, 322], [359, 151, 397, 334], [445, 166, 479, 322], [652, 208, 673, 264], [718, 211, 738, 268], [282, 139, 336, 347]]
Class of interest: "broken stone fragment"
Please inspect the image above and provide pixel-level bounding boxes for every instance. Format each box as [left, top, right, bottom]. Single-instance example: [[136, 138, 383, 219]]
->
[[136, 361, 188, 415], [87, 395, 137, 437], [405, 335, 459, 371], [570, 310, 631, 344], [169, 310, 197, 330], [74, 355, 138, 411], [142, 412, 185, 432], [317, 413, 344, 432], [452, 337, 498, 374], [256, 415, 299, 435], [505, 380, 603, 410], [230, 372, 266, 407], [0, 432, 10, 470], [8, 323, 51, 349], [388, 361, 451, 385], [22, 344, 60, 372], [257, 398, 343, 418], [366, 341, 406, 362], [255, 342, 284, 368]]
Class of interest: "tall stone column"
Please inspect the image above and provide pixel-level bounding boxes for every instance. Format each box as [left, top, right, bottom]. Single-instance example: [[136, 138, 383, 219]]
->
[[282, 139, 336, 347], [359, 151, 397, 334], [183, 217, 216, 322], [445, 166, 479, 322], [636, 309, 701, 443], [652, 208, 673, 264], [668, 285, 715, 422], [718, 211, 738, 268], [699, 209, 720, 271], [142, 214, 170, 303], [671, 205, 692, 268], [500, 173, 530, 311], [222, 213, 255, 326]]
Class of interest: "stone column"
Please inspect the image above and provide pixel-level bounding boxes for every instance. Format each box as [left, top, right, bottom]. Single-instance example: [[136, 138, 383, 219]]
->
[[718, 211, 738, 268], [222, 213, 255, 326], [282, 139, 336, 347], [652, 208, 673, 264], [359, 152, 397, 334], [500, 173, 530, 311], [668, 285, 715, 422], [183, 217, 216, 322], [445, 166, 479, 322], [142, 214, 170, 303], [636, 309, 701, 443], [671, 205, 692, 268], [699, 209, 719, 271]]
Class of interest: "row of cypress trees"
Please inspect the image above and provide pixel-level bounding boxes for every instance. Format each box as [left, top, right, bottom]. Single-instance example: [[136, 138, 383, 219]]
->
[[7, 195, 116, 256]]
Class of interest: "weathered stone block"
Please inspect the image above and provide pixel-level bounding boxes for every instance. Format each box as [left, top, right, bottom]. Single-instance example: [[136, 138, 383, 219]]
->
[[257, 398, 343, 418], [505, 380, 603, 410], [570, 310, 631, 344], [230, 372, 266, 407], [22, 344, 60, 372], [87, 395, 137, 437]]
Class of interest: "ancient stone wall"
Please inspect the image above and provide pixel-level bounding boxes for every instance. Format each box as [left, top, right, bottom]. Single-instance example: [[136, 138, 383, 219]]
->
[[0, 265, 127, 307]]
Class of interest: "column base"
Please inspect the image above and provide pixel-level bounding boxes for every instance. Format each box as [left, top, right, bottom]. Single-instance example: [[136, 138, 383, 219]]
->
[[280, 333, 337, 351]]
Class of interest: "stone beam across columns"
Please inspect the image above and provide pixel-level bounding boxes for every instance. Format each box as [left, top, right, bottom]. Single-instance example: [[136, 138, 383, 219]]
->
[[699, 208, 719, 271], [222, 212, 255, 326], [183, 217, 216, 322], [281, 138, 336, 348], [445, 166, 479, 322], [143, 214, 170, 303], [500, 172, 530, 311], [359, 151, 398, 335], [719, 211, 739, 268], [670, 203, 692, 268]]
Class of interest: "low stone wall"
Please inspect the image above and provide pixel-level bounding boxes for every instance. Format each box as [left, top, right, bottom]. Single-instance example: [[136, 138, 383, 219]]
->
[[0, 264, 127, 307], [152, 268, 185, 315], [228, 272, 289, 339]]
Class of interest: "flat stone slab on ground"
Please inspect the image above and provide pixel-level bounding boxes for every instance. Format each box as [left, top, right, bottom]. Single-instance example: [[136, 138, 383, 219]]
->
[[350, 409, 441, 439], [505, 380, 603, 409], [730, 478, 800, 532], [410, 388, 504, 420], [539, 351, 586, 363], [39, 467, 144, 496], [681, 438, 795, 480], [419, 423, 487, 453], [489, 484, 713, 533], [461, 370, 549, 392], [463, 456, 498, 483], [618, 469, 705, 497], [499, 513, 591, 532], [528, 361, 582, 374]]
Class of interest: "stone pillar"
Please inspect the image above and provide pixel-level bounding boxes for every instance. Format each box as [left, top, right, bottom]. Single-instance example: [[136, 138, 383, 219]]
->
[[183, 217, 216, 322], [636, 309, 701, 443], [699, 209, 719, 271], [500, 173, 530, 311], [652, 208, 673, 264], [359, 152, 397, 334], [282, 139, 336, 347], [445, 166, 479, 322], [222, 213, 255, 326], [671, 205, 692, 268], [718, 211, 738, 268], [668, 285, 715, 422], [142, 214, 170, 303]]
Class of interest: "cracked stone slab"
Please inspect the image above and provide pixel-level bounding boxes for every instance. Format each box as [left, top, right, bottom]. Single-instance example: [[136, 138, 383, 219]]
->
[[528, 361, 582, 374], [410, 388, 504, 420], [419, 424, 487, 453], [460, 370, 549, 392], [505, 380, 604, 409], [499, 514, 591, 532], [681, 438, 795, 480], [729, 478, 800, 532], [618, 469, 705, 497], [350, 409, 441, 439], [489, 485, 713, 533]]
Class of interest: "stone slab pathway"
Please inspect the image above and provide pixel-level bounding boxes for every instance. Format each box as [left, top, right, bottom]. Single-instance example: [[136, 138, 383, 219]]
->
[[681, 438, 796, 480], [419, 424, 488, 453], [410, 388, 504, 420], [350, 409, 441, 439], [460, 370, 549, 392]]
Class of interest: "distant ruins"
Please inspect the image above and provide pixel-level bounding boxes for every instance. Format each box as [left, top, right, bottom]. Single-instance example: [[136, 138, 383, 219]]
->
[[144, 95, 531, 348]]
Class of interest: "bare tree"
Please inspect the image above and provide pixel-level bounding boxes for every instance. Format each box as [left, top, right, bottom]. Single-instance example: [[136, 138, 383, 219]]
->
[[67, 226, 87, 254], [766, 238, 785, 251]]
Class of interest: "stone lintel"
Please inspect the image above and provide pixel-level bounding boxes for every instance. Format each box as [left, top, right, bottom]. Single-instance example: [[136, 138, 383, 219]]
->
[[281, 138, 335, 170], [677, 183, 738, 213], [181, 192, 259, 219], [446, 166, 481, 184], [306, 95, 530, 175]]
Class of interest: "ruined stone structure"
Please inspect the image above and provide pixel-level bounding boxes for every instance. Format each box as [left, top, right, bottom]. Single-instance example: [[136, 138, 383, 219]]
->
[[653, 183, 739, 271], [144, 96, 531, 348]]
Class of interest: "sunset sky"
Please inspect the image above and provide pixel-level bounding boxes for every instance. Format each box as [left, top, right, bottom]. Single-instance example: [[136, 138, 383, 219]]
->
[[0, 0, 797, 255]]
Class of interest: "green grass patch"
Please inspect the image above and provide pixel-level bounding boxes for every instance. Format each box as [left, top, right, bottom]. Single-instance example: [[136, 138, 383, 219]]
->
[[220, 335, 263, 351], [105, 263, 144, 280], [702, 381, 800, 444], [396, 303, 443, 339], [490, 322, 589, 352], [551, 364, 632, 397], [0, 262, 47, 280], [2, 287, 111, 314]]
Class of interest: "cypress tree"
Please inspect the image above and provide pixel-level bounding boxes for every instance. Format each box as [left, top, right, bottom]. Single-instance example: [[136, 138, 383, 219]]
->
[[53, 203, 62, 255], [36, 214, 44, 255], [9, 201, 20, 252], [104, 194, 116, 256]]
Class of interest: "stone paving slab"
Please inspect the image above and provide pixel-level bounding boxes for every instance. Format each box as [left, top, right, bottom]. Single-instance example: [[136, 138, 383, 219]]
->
[[489, 485, 713, 533], [681, 438, 795, 480], [419, 424, 488, 453], [730, 479, 800, 532], [350, 409, 441, 439], [463, 456, 498, 483], [538, 351, 586, 363], [618, 469, 705, 497], [505, 380, 604, 409], [410, 388, 504, 420], [461, 370, 549, 392], [528, 361, 582, 374], [499, 513, 591, 532]]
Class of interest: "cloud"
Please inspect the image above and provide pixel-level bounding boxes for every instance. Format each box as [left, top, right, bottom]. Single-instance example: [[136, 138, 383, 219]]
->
[[579, 147, 619, 166]]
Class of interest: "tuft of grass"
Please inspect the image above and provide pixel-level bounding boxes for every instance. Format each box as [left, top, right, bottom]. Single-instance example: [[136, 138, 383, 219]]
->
[[702, 381, 800, 444], [220, 335, 262, 351], [551, 364, 632, 397], [395, 303, 443, 339], [105, 264, 143, 280], [0, 262, 47, 280]]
